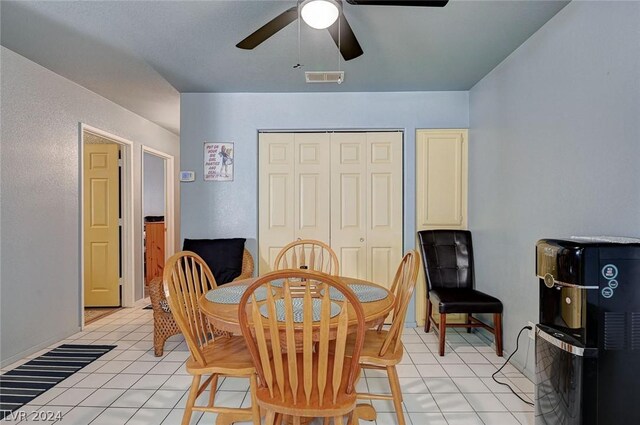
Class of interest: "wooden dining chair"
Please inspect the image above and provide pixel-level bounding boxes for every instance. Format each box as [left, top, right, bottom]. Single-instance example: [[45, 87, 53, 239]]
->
[[151, 248, 254, 356], [344, 250, 420, 425], [238, 270, 365, 425], [164, 251, 260, 425], [274, 239, 340, 275]]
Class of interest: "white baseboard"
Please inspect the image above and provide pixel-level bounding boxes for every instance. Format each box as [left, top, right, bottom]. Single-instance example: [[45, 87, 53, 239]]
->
[[1, 328, 81, 369]]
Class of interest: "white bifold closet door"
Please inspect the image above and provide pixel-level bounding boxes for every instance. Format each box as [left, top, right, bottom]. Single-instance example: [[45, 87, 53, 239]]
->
[[258, 132, 330, 274], [258, 131, 402, 289]]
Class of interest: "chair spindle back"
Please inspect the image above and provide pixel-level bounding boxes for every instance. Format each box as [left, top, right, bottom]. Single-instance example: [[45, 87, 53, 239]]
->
[[274, 240, 340, 275], [238, 270, 365, 406], [379, 250, 420, 356], [164, 251, 218, 367]]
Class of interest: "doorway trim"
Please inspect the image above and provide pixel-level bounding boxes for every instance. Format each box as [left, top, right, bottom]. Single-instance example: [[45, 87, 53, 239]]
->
[[79, 124, 135, 329], [140, 145, 176, 291]]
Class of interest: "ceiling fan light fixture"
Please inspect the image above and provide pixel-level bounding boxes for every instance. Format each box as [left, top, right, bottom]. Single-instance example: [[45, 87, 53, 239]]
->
[[300, 0, 340, 30]]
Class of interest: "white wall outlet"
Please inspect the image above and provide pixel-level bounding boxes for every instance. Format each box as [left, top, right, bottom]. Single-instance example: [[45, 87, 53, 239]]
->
[[528, 321, 536, 339]]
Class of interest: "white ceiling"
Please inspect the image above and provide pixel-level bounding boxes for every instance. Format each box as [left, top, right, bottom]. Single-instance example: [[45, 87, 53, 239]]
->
[[0, 1, 570, 135]]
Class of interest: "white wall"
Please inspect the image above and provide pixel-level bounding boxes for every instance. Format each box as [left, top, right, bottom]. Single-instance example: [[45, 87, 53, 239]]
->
[[469, 2, 640, 378], [180, 91, 469, 325], [143, 152, 166, 217], [0, 47, 180, 366]]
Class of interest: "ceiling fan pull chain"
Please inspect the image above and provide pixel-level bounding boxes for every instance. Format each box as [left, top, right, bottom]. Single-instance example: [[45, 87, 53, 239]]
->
[[294, 2, 303, 69], [337, 14, 343, 84], [337, 14, 341, 71]]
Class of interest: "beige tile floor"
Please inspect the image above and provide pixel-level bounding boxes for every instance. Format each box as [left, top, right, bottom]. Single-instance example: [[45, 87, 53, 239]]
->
[[1, 300, 534, 425]]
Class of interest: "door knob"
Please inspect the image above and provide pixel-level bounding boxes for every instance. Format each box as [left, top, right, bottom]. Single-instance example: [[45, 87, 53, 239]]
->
[[360, 238, 365, 242]]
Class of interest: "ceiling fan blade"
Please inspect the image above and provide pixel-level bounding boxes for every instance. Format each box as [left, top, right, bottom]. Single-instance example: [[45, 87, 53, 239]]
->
[[345, 0, 448, 6], [328, 14, 363, 61], [236, 7, 298, 50]]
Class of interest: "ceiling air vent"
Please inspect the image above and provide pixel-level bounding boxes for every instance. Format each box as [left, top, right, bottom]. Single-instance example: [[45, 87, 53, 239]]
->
[[305, 71, 344, 84]]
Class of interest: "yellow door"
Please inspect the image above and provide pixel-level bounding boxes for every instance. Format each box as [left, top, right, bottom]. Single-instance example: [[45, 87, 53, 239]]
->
[[84, 143, 120, 307], [415, 129, 468, 325]]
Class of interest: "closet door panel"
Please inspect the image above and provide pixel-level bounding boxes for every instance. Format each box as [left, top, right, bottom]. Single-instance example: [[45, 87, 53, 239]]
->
[[330, 133, 367, 279], [259, 133, 295, 273], [261, 131, 404, 285], [294, 133, 330, 242], [366, 132, 403, 289]]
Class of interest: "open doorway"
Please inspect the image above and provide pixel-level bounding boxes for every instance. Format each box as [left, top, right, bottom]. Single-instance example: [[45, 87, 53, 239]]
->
[[81, 127, 133, 325], [140, 146, 175, 300]]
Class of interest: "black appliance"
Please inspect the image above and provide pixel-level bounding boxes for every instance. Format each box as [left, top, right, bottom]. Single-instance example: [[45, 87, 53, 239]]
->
[[535, 237, 640, 425]]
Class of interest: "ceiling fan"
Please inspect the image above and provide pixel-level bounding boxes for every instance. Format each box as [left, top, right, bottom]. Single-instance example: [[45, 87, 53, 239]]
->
[[236, 0, 449, 61]]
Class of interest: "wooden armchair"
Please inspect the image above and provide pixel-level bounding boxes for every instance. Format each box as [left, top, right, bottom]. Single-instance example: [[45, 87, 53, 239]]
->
[[274, 239, 339, 275], [345, 250, 420, 425], [165, 251, 260, 425], [238, 270, 365, 425], [150, 248, 254, 356]]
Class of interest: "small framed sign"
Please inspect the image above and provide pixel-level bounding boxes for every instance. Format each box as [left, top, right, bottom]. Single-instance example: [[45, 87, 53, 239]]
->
[[204, 141, 234, 182]]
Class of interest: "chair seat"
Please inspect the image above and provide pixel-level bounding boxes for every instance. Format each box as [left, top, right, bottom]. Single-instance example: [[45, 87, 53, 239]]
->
[[255, 352, 360, 418], [185, 336, 255, 375], [430, 288, 503, 314], [343, 330, 403, 367]]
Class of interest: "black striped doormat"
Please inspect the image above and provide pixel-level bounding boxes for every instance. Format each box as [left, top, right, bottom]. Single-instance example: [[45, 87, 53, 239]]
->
[[0, 344, 115, 420]]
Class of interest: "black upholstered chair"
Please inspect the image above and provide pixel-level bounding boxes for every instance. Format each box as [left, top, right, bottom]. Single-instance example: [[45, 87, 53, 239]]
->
[[182, 238, 254, 285], [417, 230, 503, 357]]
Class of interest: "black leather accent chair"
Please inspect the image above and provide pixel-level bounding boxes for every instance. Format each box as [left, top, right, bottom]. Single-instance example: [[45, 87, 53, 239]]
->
[[417, 230, 503, 356]]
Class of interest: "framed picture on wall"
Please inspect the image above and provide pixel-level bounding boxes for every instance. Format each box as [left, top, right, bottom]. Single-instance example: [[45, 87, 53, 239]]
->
[[204, 141, 234, 181]]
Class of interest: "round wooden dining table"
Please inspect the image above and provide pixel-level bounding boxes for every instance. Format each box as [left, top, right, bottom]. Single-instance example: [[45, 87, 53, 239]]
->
[[199, 275, 395, 335], [197, 275, 395, 425]]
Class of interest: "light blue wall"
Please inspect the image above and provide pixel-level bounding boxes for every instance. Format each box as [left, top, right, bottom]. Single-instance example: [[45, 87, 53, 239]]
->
[[469, 1, 640, 378], [181, 91, 469, 325], [0, 47, 180, 366], [143, 152, 166, 217]]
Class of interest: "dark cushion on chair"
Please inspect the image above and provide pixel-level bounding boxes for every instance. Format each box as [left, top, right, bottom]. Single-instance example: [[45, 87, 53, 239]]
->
[[429, 288, 503, 314], [418, 230, 474, 291], [182, 238, 246, 285]]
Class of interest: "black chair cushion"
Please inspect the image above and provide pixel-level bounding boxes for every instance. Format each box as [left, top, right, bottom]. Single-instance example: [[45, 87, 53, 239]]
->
[[429, 288, 503, 314], [182, 238, 246, 285], [418, 230, 474, 291]]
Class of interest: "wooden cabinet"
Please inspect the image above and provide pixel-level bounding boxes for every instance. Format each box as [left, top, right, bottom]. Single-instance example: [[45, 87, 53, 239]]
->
[[145, 221, 165, 284], [415, 129, 468, 325], [416, 129, 468, 230]]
